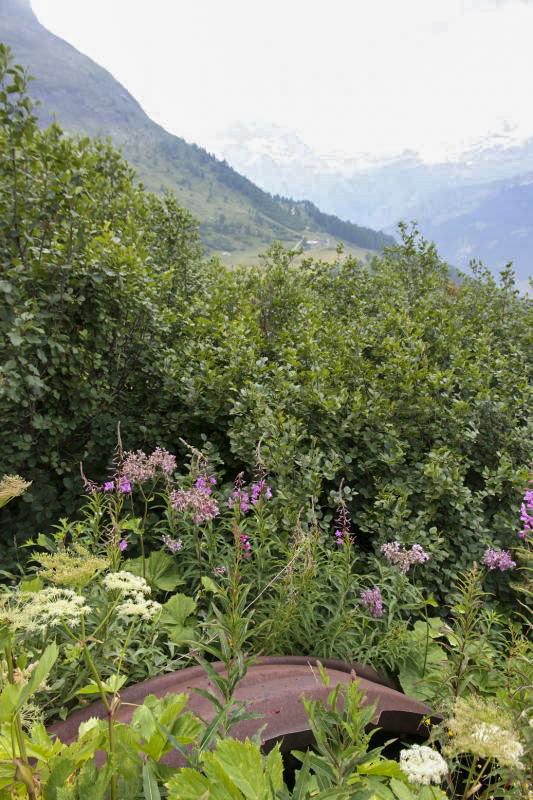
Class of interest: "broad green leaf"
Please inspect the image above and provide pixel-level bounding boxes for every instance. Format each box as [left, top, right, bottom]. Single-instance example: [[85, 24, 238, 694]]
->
[[133, 704, 158, 742], [19, 576, 43, 592], [124, 551, 184, 591], [201, 576, 220, 593], [389, 778, 416, 800], [0, 683, 22, 722], [160, 593, 197, 643]]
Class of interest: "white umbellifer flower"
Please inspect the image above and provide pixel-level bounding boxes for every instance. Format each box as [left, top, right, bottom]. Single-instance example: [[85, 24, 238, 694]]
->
[[399, 745, 448, 786], [116, 592, 161, 620], [471, 723, 524, 767], [103, 571, 151, 596], [18, 588, 91, 633]]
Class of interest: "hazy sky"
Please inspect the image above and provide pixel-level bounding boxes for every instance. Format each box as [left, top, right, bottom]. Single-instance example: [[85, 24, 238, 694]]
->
[[30, 0, 533, 161]]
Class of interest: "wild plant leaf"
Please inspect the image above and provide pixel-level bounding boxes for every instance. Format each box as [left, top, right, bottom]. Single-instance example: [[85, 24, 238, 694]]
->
[[142, 762, 162, 800], [18, 642, 58, 709], [159, 593, 197, 643], [389, 778, 417, 800], [125, 550, 184, 591], [165, 769, 212, 800]]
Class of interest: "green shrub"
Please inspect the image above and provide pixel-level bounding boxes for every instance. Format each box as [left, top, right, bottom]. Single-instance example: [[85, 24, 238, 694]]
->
[[0, 46, 203, 559]]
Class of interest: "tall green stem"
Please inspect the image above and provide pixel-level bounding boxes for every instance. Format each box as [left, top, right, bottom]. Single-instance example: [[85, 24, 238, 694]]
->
[[139, 486, 150, 579], [80, 616, 117, 800], [4, 642, 36, 799]]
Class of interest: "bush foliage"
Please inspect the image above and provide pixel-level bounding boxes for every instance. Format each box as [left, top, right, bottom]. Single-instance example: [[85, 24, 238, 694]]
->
[[1, 45, 532, 604]]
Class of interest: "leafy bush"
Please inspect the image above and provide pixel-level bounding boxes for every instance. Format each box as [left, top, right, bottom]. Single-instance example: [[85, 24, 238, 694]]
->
[[1, 45, 532, 608], [0, 45, 203, 557]]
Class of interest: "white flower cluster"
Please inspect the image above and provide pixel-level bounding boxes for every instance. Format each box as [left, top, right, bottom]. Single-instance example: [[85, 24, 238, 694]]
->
[[116, 596, 161, 620], [400, 745, 448, 786], [471, 723, 524, 767], [18, 588, 91, 633], [103, 571, 151, 596], [103, 571, 160, 621]]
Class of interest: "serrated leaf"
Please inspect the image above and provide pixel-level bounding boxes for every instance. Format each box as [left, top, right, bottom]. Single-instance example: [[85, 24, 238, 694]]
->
[[160, 593, 197, 643], [165, 768, 211, 800], [207, 737, 271, 799]]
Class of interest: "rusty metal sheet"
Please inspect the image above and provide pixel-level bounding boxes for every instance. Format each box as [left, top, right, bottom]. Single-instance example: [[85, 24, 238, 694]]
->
[[50, 656, 435, 765]]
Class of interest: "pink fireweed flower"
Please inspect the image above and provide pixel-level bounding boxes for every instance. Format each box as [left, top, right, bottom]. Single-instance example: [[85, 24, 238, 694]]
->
[[334, 529, 346, 546], [195, 475, 215, 495], [162, 533, 183, 553], [148, 447, 176, 476], [483, 547, 516, 571], [119, 539, 128, 551], [360, 587, 384, 618], [381, 541, 429, 573], [103, 481, 114, 492], [119, 479, 132, 493], [239, 532, 251, 558], [519, 485, 533, 540], [228, 489, 250, 513], [171, 483, 219, 525], [251, 480, 272, 505], [121, 450, 154, 484], [122, 447, 177, 484], [333, 495, 351, 545], [228, 473, 250, 514]]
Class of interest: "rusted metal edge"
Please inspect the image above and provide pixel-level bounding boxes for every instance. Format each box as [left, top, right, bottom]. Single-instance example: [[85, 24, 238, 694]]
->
[[49, 655, 436, 765]]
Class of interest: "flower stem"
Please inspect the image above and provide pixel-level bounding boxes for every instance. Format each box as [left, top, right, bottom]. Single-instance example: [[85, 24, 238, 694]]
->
[[80, 616, 116, 800], [4, 643, 36, 799]]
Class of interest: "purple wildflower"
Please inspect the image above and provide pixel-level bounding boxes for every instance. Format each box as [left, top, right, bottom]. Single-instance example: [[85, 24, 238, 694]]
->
[[360, 587, 384, 618], [381, 541, 429, 573], [228, 488, 250, 513], [251, 480, 272, 505], [239, 532, 251, 558], [195, 475, 214, 495], [519, 484, 533, 540], [162, 533, 183, 553], [483, 547, 516, 571], [333, 495, 351, 545], [213, 565, 226, 577], [104, 481, 114, 492], [119, 539, 128, 551], [119, 479, 132, 493]]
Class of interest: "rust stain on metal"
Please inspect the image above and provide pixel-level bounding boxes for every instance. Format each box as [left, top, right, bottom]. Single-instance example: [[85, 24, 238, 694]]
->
[[50, 656, 436, 765]]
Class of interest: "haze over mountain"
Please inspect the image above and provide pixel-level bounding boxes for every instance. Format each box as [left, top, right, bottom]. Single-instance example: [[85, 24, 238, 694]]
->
[[209, 122, 533, 287], [0, 0, 394, 257]]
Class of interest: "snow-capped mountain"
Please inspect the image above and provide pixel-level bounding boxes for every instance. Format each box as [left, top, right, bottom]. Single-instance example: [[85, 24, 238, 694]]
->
[[206, 121, 533, 285]]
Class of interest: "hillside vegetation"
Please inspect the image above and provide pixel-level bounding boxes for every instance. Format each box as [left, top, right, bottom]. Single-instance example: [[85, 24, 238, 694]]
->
[[1, 46, 531, 604], [0, 41, 532, 800]]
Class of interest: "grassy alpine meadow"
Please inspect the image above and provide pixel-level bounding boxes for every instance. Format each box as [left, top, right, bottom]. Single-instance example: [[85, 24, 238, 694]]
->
[[0, 46, 532, 799]]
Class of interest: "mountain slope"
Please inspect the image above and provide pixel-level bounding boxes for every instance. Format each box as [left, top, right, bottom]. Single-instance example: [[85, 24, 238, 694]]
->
[[415, 174, 533, 289], [211, 121, 533, 283], [0, 0, 394, 255]]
